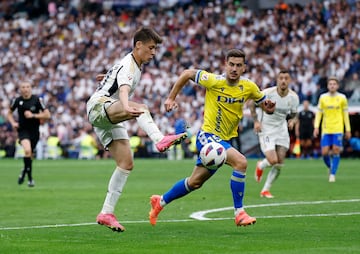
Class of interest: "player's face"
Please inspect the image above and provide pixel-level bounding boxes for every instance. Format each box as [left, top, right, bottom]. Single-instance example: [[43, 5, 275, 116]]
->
[[137, 40, 158, 65], [303, 100, 309, 110], [19, 82, 32, 99], [277, 73, 291, 91], [327, 80, 339, 93], [225, 57, 246, 83]]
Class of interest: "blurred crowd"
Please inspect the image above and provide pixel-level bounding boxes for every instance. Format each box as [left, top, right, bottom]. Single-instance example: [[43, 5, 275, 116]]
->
[[0, 0, 359, 159]]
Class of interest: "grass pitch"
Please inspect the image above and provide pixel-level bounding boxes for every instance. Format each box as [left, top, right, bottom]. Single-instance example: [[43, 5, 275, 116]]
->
[[0, 158, 359, 254]]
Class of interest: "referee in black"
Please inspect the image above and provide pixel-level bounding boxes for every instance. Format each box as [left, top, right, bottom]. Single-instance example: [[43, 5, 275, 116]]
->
[[7, 81, 51, 187]]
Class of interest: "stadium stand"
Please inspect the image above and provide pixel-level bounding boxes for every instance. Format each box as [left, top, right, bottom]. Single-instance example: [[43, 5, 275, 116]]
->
[[0, 0, 359, 158]]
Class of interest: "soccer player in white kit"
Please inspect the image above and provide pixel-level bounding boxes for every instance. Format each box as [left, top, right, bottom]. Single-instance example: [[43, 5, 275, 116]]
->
[[86, 27, 187, 232], [249, 70, 299, 198]]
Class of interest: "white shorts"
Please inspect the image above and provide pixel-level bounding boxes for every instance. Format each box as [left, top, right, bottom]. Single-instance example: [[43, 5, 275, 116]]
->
[[86, 96, 129, 148], [258, 132, 289, 153], [87, 96, 116, 129]]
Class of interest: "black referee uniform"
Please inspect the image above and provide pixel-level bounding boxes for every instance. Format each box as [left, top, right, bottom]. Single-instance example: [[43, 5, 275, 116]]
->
[[10, 94, 46, 186]]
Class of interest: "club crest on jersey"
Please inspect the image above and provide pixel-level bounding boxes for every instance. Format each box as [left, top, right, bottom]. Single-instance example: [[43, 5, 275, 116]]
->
[[201, 74, 208, 81], [20, 101, 23, 105], [239, 85, 243, 91]]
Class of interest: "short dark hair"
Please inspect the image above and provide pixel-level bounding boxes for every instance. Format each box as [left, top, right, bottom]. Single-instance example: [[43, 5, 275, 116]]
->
[[133, 27, 163, 47], [278, 69, 290, 75], [226, 49, 246, 62]]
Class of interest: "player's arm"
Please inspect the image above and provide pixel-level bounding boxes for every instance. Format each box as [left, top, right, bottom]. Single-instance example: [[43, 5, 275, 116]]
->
[[96, 74, 106, 81], [313, 97, 323, 138], [248, 100, 262, 133], [287, 112, 298, 131], [117, 85, 144, 120], [341, 97, 351, 140], [288, 94, 299, 130], [343, 110, 351, 140], [119, 85, 130, 108], [7, 106, 18, 129], [313, 110, 322, 138], [164, 69, 197, 112], [25, 98, 51, 121], [30, 108, 51, 120]]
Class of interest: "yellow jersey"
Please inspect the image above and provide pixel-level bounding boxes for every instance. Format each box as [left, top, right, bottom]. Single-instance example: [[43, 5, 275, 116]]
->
[[195, 70, 265, 140], [314, 92, 351, 134]]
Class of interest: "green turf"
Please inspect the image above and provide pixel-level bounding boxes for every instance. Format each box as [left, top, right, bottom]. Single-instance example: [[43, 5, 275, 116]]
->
[[0, 158, 359, 254]]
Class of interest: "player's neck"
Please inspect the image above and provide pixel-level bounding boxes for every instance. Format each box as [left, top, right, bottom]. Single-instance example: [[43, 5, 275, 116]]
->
[[277, 87, 288, 97], [131, 52, 142, 68], [226, 77, 239, 86]]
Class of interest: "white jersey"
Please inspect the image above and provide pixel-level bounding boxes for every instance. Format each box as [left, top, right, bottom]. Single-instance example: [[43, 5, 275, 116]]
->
[[87, 52, 141, 112], [86, 52, 141, 147], [259, 86, 299, 136]]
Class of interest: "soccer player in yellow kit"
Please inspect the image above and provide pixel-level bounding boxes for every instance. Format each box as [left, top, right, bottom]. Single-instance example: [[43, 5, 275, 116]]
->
[[313, 77, 351, 182], [148, 49, 275, 227]]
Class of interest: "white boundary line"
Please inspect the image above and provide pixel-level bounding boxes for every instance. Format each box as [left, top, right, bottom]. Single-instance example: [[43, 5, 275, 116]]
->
[[1, 199, 359, 231], [190, 198, 360, 220]]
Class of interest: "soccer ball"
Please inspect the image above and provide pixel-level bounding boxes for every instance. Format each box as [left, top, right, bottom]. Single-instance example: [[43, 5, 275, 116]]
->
[[199, 142, 227, 170]]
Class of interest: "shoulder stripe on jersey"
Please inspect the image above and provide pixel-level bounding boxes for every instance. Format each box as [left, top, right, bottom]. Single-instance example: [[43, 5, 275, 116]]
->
[[108, 66, 123, 96], [195, 70, 202, 83]]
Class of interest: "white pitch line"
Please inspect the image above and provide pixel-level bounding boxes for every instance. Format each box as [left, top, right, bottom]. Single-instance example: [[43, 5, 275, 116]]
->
[[0, 223, 97, 231], [190, 198, 360, 220], [0, 220, 192, 231], [1, 199, 360, 231]]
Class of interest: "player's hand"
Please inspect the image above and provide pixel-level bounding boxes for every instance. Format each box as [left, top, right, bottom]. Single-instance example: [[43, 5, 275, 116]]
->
[[124, 106, 144, 118], [263, 99, 276, 114], [313, 128, 319, 138], [11, 121, 19, 129], [24, 110, 33, 119], [96, 74, 106, 81], [288, 119, 296, 130], [253, 120, 261, 133], [345, 131, 351, 140], [164, 98, 178, 112]]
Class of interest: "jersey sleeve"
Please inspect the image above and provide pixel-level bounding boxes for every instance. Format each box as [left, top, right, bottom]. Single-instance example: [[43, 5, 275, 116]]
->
[[195, 70, 218, 88], [253, 85, 266, 104], [9, 98, 18, 111], [38, 97, 47, 111], [116, 64, 133, 88]]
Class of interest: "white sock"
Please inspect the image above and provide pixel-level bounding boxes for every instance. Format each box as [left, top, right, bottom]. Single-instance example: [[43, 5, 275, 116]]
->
[[262, 167, 280, 192], [259, 158, 271, 170], [101, 167, 131, 214], [234, 207, 245, 216], [160, 196, 167, 207], [136, 109, 164, 143]]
